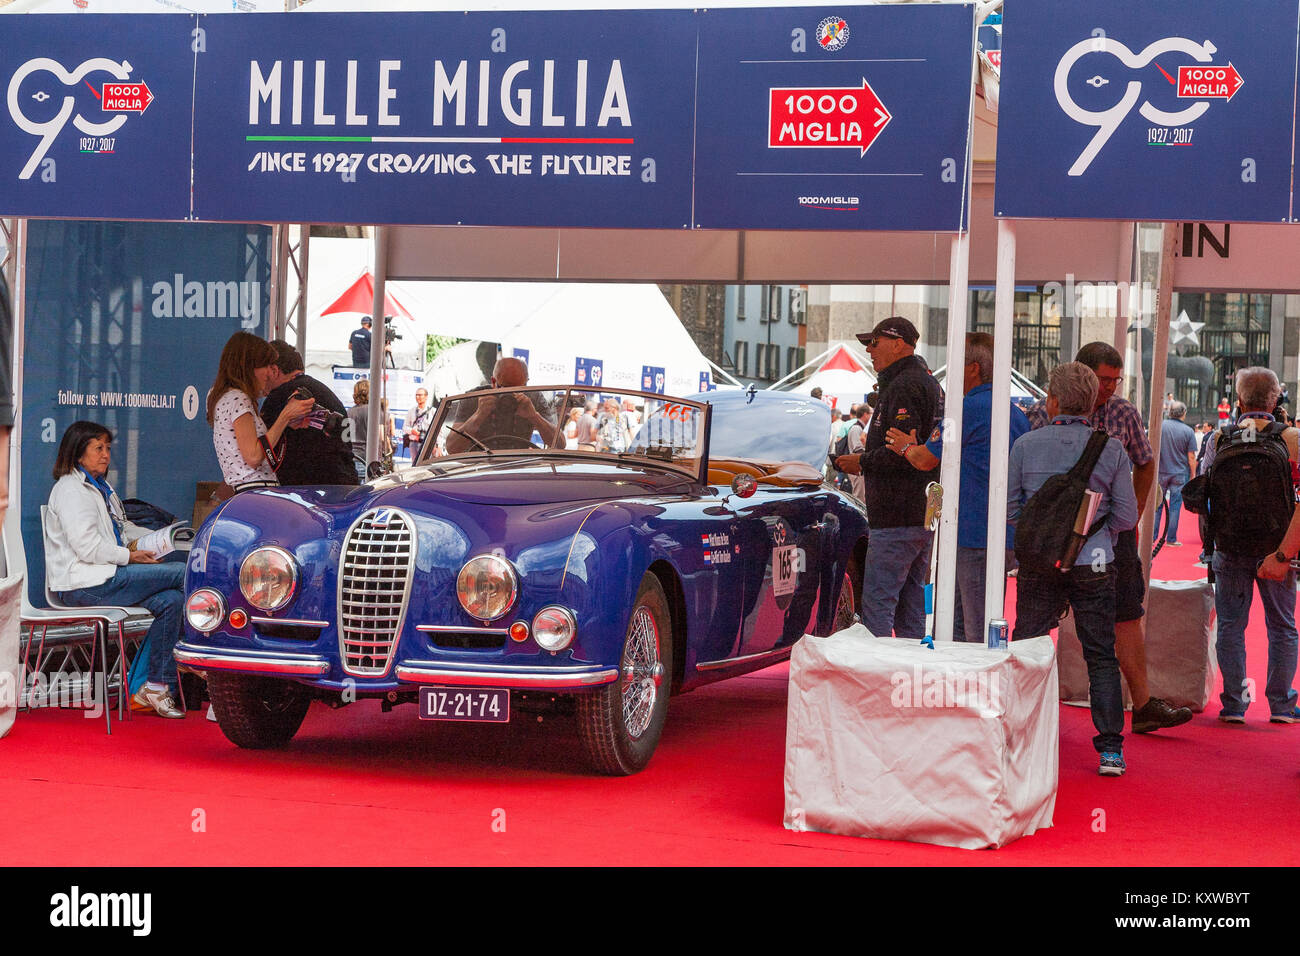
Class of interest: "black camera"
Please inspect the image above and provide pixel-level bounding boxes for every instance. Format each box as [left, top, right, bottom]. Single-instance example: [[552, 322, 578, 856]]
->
[[383, 315, 402, 344]]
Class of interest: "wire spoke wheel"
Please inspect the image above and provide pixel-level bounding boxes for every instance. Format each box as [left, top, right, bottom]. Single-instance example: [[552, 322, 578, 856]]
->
[[621, 605, 660, 740], [577, 573, 673, 775]]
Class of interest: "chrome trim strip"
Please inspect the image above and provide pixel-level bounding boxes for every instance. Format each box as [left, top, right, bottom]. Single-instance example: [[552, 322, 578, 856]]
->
[[251, 616, 328, 628], [337, 507, 418, 678], [695, 646, 793, 672], [416, 624, 510, 635], [173, 645, 329, 676], [394, 662, 619, 688]]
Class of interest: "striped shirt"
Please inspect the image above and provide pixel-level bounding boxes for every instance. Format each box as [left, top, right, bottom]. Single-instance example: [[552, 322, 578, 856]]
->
[[1026, 395, 1153, 468]]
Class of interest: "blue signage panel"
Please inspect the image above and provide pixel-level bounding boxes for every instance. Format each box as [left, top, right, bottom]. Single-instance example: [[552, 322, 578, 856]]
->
[[995, 0, 1298, 222], [693, 4, 977, 232], [20, 221, 271, 606], [192, 11, 698, 227], [0, 15, 195, 220]]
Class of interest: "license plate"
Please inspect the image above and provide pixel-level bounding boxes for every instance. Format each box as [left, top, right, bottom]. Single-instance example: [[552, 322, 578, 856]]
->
[[418, 686, 510, 723]]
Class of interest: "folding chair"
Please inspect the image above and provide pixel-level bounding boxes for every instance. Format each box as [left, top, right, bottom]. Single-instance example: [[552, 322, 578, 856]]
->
[[5, 508, 149, 733], [39, 506, 156, 724]]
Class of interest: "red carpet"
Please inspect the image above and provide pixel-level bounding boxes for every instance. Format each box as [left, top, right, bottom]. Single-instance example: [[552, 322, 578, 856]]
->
[[2, 520, 1298, 866]]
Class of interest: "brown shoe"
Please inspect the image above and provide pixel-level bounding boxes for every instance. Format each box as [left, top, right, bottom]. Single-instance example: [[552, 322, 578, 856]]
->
[[1132, 696, 1192, 734], [131, 686, 185, 719]]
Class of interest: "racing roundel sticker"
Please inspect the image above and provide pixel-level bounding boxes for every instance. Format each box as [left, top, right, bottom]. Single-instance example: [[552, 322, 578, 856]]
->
[[817, 16, 850, 52]]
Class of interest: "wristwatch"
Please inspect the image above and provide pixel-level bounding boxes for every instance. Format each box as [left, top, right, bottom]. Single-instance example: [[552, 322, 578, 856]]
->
[[1276, 550, 1291, 564]]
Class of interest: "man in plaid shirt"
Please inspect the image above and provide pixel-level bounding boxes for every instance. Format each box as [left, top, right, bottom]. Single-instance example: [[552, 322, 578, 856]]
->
[[1025, 342, 1192, 734]]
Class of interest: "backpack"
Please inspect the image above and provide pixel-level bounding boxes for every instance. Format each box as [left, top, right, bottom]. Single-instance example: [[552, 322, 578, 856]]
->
[[1186, 421, 1295, 560], [1014, 429, 1111, 576], [832, 421, 863, 462]]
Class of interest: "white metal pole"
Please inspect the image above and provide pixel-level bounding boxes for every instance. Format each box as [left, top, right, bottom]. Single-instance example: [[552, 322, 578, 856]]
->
[[6, 219, 26, 533], [1113, 222, 1135, 354], [1139, 222, 1177, 579], [366, 226, 390, 468], [934, 230, 969, 643], [268, 223, 290, 340], [983, 219, 1016, 639], [295, 224, 310, 357]]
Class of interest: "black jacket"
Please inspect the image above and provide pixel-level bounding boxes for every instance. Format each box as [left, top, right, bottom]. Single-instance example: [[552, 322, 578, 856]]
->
[[858, 354, 944, 528], [261, 373, 359, 486]]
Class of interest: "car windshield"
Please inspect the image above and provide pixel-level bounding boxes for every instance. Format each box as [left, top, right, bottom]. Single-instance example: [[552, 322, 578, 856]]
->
[[422, 386, 708, 475]]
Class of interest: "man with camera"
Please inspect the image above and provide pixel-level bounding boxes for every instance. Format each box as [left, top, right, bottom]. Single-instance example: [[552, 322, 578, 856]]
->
[[444, 357, 558, 453], [261, 339, 360, 486]]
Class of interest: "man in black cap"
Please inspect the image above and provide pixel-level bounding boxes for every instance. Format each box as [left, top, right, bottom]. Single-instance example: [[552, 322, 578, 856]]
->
[[349, 316, 372, 368], [836, 317, 944, 638]]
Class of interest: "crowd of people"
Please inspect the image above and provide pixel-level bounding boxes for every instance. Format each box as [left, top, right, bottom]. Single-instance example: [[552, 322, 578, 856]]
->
[[829, 316, 1300, 778], [42, 324, 1299, 778]]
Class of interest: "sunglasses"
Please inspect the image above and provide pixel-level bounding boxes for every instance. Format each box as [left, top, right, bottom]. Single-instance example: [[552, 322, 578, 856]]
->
[[862, 333, 902, 349]]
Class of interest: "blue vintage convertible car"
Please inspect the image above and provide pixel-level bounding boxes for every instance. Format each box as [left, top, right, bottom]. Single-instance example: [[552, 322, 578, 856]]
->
[[176, 386, 869, 773]]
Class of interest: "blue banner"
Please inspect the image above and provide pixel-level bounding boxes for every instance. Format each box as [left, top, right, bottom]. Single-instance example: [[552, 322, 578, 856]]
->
[[20, 221, 271, 606], [693, 3, 977, 231], [641, 365, 665, 394], [574, 356, 603, 389], [191, 11, 699, 228], [0, 15, 196, 220], [995, 0, 1298, 222], [0, 9, 979, 231]]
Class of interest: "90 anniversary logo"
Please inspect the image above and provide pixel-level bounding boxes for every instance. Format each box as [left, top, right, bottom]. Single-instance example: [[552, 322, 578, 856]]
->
[[7, 56, 153, 180], [1054, 35, 1243, 176]]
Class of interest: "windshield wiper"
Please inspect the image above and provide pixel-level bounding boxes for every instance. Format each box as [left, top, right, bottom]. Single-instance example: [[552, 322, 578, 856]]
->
[[445, 426, 493, 455]]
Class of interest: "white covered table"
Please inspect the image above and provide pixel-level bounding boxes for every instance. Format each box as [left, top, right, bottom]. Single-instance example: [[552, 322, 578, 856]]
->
[[784, 626, 1058, 849], [1057, 579, 1217, 711]]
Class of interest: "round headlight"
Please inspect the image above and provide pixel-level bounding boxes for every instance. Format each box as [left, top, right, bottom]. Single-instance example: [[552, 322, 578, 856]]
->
[[186, 588, 226, 633], [532, 605, 577, 652], [456, 554, 518, 621], [239, 546, 298, 612]]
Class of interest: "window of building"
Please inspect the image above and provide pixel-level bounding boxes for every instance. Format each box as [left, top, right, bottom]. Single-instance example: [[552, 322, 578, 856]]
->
[[787, 346, 805, 374], [789, 288, 806, 326], [734, 340, 749, 376], [1173, 292, 1272, 423], [969, 288, 1061, 388]]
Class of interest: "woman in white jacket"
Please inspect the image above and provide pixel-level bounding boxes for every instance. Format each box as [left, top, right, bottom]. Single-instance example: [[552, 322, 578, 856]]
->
[[45, 421, 186, 718]]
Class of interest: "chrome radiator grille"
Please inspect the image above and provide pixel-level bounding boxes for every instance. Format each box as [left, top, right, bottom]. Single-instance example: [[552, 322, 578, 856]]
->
[[338, 508, 417, 677]]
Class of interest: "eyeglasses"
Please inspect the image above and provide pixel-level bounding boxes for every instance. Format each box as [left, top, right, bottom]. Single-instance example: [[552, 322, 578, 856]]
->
[[863, 334, 901, 349]]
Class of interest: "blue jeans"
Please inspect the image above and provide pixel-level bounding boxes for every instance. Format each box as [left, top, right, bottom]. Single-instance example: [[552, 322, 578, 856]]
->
[[1154, 471, 1188, 544], [59, 562, 185, 691], [1014, 565, 1123, 754], [952, 547, 1015, 643], [861, 526, 932, 639], [1211, 551, 1299, 716]]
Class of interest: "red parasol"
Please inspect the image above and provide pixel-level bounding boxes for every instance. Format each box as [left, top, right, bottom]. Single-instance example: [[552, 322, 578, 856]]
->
[[818, 345, 867, 373], [320, 272, 414, 321]]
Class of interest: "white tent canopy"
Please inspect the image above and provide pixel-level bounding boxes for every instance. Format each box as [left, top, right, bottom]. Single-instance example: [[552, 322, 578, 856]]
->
[[795, 346, 877, 412], [297, 239, 715, 400], [931, 363, 1044, 403]]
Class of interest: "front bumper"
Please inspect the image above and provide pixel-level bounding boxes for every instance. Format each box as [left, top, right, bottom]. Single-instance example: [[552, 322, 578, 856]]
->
[[174, 642, 618, 690], [174, 644, 329, 676]]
